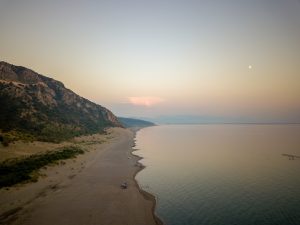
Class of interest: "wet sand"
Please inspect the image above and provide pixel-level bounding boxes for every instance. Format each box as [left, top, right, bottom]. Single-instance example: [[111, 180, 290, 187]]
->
[[0, 128, 162, 225]]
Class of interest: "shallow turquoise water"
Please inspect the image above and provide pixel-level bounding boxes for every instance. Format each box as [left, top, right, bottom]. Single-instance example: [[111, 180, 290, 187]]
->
[[135, 125, 300, 225]]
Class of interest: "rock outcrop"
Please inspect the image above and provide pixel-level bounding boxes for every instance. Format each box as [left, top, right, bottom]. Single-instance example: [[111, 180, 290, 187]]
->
[[0, 61, 121, 142]]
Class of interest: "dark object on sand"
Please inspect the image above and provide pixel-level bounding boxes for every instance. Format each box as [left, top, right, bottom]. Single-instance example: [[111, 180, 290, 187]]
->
[[121, 182, 128, 189], [135, 163, 143, 168], [282, 154, 300, 160]]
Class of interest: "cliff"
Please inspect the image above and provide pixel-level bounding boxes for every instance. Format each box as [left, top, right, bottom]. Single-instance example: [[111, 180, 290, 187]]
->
[[0, 61, 122, 142]]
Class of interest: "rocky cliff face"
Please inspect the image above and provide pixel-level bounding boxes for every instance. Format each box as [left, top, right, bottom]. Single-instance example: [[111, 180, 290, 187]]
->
[[0, 61, 121, 142]]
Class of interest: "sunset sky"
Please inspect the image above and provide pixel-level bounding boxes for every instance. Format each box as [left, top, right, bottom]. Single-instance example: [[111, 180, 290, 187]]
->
[[1, 0, 300, 122]]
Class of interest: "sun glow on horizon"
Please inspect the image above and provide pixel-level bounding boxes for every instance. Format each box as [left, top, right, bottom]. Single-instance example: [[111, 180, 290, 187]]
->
[[128, 97, 165, 107], [0, 0, 300, 120]]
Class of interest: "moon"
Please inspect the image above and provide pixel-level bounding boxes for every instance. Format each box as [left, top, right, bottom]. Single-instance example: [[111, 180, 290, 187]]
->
[[248, 65, 252, 69]]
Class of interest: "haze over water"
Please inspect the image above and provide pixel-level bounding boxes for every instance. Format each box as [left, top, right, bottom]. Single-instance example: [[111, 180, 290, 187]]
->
[[1, 1, 300, 122], [135, 125, 300, 225]]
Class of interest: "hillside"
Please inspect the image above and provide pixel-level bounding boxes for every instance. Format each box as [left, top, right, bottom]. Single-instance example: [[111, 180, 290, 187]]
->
[[118, 117, 155, 128], [0, 61, 122, 143]]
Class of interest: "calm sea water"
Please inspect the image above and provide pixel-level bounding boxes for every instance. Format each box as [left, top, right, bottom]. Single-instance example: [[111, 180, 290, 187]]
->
[[135, 125, 300, 225]]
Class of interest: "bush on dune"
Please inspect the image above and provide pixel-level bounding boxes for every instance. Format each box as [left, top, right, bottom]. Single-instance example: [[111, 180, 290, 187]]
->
[[0, 146, 84, 188]]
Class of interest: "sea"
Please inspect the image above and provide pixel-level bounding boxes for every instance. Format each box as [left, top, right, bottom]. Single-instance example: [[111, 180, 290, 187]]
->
[[135, 125, 300, 225]]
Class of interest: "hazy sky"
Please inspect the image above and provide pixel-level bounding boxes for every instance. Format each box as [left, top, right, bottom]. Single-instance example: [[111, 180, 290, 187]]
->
[[1, 0, 300, 121]]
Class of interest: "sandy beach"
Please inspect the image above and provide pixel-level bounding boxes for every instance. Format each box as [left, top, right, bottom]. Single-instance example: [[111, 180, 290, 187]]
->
[[0, 128, 162, 225]]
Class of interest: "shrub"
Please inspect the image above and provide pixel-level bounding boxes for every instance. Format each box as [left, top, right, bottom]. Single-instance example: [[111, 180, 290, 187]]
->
[[0, 146, 84, 188]]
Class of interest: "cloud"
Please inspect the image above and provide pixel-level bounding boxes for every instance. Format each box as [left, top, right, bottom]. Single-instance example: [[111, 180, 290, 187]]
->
[[128, 96, 165, 107]]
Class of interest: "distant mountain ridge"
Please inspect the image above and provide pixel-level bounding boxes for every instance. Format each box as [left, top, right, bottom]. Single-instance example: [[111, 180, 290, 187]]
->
[[118, 117, 155, 128], [0, 61, 121, 142]]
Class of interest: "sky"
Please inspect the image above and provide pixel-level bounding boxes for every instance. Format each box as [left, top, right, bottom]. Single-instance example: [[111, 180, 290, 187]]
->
[[1, 0, 300, 122]]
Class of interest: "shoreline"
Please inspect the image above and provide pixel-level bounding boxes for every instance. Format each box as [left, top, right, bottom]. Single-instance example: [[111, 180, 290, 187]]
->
[[0, 127, 163, 225], [130, 127, 164, 225], [132, 166, 164, 225]]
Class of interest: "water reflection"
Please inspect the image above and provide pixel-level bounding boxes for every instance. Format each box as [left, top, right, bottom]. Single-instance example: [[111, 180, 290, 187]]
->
[[135, 125, 300, 225]]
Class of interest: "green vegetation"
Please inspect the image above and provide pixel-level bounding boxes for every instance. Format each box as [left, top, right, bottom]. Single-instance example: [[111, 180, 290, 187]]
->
[[0, 62, 121, 145], [0, 130, 35, 147], [0, 87, 109, 144], [0, 146, 84, 188], [0, 90, 114, 143]]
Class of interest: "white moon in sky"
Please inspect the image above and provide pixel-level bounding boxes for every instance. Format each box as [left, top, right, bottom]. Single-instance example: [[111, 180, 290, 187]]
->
[[248, 65, 252, 69]]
